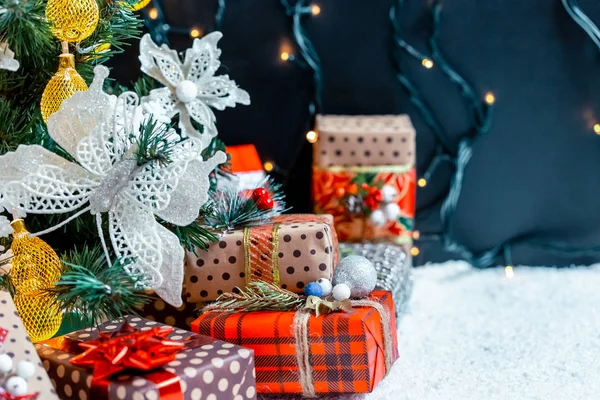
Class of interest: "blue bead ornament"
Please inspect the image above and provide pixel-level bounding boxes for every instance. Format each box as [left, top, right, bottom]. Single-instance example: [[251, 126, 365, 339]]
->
[[304, 281, 324, 297]]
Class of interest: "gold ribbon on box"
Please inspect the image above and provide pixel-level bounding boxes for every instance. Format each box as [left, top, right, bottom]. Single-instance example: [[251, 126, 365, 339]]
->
[[242, 215, 339, 287]]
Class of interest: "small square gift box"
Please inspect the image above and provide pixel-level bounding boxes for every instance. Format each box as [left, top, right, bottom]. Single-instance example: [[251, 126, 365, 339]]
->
[[0, 291, 58, 400], [312, 114, 416, 244], [184, 214, 339, 301], [192, 290, 398, 396], [35, 316, 257, 400]]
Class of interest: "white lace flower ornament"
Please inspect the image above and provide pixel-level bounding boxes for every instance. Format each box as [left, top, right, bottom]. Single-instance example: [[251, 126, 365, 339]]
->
[[0, 66, 226, 307], [0, 42, 19, 72], [139, 32, 250, 149]]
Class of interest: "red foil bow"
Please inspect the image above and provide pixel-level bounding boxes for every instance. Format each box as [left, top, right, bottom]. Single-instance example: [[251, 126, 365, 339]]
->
[[69, 322, 185, 380]]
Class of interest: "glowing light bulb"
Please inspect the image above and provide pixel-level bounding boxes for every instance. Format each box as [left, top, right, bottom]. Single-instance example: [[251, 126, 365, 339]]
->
[[264, 161, 274, 172], [311, 5, 321, 15], [190, 28, 202, 38], [594, 124, 600, 134], [412, 231, 420, 240], [148, 8, 158, 20], [485, 92, 495, 105], [505, 265, 515, 279], [410, 247, 420, 256], [280, 52, 290, 61], [418, 178, 427, 187], [306, 130, 318, 143], [422, 59, 434, 69]]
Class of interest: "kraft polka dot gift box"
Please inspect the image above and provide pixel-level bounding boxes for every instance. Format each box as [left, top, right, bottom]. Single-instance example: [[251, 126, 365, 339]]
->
[[312, 115, 416, 244], [0, 290, 59, 399], [184, 214, 339, 302], [35, 315, 256, 400]]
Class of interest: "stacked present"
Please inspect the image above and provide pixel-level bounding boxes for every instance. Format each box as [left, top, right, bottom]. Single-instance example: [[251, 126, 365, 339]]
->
[[0, 291, 58, 400], [312, 114, 416, 245]]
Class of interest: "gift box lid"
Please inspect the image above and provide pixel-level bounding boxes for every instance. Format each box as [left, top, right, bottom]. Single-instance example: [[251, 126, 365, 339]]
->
[[314, 114, 416, 167]]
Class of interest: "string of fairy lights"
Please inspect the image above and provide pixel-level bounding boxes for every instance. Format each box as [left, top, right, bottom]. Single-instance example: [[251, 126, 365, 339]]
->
[[140, 0, 600, 275]]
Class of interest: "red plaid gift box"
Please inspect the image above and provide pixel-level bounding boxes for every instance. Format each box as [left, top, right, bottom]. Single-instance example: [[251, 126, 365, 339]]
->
[[192, 290, 398, 396]]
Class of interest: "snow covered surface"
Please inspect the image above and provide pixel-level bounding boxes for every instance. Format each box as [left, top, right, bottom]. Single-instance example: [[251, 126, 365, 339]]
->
[[370, 262, 600, 399]]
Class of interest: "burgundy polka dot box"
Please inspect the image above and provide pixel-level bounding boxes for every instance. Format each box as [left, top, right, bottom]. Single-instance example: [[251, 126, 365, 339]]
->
[[184, 214, 339, 302], [35, 316, 257, 400]]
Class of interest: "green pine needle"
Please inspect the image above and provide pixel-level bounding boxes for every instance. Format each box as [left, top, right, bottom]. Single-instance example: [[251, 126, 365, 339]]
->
[[54, 245, 149, 327], [135, 118, 179, 167], [201, 281, 305, 314]]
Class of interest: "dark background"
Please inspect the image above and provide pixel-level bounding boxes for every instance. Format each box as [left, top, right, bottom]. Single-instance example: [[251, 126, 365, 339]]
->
[[110, 0, 600, 267]]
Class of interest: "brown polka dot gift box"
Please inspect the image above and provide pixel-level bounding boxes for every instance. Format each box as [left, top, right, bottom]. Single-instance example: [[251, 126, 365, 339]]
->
[[312, 115, 416, 244], [184, 215, 339, 302], [313, 115, 415, 168], [35, 315, 257, 400], [0, 291, 59, 400]]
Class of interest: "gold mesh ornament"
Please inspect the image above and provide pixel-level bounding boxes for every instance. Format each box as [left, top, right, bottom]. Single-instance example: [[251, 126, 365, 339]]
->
[[14, 292, 62, 342], [126, 0, 151, 11], [45, 0, 99, 43], [8, 219, 63, 342], [40, 53, 88, 122]]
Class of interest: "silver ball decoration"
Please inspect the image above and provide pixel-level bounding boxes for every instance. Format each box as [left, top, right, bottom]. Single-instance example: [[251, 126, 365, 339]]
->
[[332, 255, 377, 298]]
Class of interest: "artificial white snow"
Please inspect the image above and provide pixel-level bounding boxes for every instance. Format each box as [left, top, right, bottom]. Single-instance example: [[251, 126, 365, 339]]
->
[[370, 261, 600, 400]]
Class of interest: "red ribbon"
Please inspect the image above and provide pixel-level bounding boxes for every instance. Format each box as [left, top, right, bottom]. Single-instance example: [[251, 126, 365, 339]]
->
[[65, 321, 212, 400], [0, 394, 39, 400]]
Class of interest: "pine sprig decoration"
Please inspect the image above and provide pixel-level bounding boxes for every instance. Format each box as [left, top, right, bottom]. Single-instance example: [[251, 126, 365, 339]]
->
[[135, 117, 179, 167], [205, 178, 289, 231], [202, 281, 305, 313], [53, 245, 149, 327]]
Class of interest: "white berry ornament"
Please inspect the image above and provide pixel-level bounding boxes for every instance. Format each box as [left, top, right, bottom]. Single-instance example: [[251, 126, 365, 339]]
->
[[381, 185, 398, 203], [333, 255, 378, 298], [317, 278, 333, 296], [332, 283, 351, 301], [0, 353, 13, 373], [383, 202, 401, 221], [16, 360, 36, 380], [369, 209, 387, 227], [5, 376, 28, 396]]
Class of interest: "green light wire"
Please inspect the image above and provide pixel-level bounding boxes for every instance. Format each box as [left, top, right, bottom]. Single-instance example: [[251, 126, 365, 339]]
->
[[562, 0, 600, 50]]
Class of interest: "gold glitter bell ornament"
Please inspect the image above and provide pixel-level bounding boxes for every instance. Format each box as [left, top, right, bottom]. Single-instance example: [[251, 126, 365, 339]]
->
[[8, 219, 63, 342], [40, 52, 88, 122], [45, 0, 100, 43]]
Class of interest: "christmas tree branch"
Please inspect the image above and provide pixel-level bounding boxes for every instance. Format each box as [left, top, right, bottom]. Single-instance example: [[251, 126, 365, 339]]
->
[[202, 281, 304, 313], [53, 245, 149, 327]]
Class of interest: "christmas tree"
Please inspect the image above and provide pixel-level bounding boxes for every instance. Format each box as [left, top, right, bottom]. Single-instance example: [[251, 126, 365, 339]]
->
[[0, 0, 250, 333]]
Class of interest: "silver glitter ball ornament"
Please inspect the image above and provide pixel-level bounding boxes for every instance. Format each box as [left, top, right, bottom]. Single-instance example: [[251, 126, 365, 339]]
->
[[333, 255, 377, 298]]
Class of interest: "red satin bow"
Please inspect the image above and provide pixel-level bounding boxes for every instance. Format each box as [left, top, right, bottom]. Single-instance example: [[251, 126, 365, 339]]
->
[[69, 322, 185, 380]]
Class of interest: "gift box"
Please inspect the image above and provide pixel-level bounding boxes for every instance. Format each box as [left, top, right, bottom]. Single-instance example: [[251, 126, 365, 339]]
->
[[0, 291, 59, 399], [313, 114, 415, 168], [312, 114, 416, 243], [36, 316, 257, 400], [192, 290, 398, 396], [223, 144, 267, 191], [139, 294, 203, 330], [184, 214, 339, 301]]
